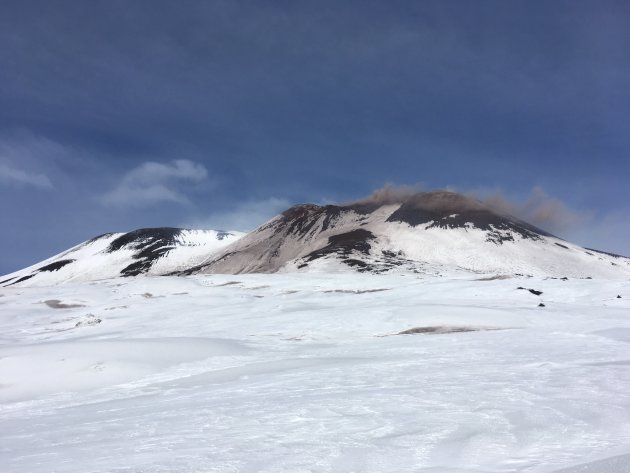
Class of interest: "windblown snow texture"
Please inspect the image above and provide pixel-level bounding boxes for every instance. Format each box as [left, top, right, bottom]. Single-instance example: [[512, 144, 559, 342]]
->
[[2, 273, 630, 472]]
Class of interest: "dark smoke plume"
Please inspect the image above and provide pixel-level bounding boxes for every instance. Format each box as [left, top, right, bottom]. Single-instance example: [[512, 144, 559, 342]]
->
[[482, 186, 592, 234], [346, 183, 424, 206], [349, 184, 590, 236]]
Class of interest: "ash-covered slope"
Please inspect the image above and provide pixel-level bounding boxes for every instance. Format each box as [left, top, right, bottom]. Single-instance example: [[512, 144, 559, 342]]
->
[[1, 228, 244, 287], [187, 191, 630, 279]]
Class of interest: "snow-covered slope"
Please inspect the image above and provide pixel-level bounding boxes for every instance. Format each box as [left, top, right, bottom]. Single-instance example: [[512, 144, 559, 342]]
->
[[0, 228, 244, 287], [2, 273, 630, 472], [4, 191, 630, 286], [188, 191, 630, 279]]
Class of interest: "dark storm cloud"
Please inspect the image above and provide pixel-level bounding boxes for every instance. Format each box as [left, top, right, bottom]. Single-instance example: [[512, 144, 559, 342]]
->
[[1, 0, 630, 272]]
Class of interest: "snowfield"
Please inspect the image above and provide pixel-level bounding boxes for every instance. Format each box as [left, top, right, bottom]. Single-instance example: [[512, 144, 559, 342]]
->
[[1, 273, 630, 472]]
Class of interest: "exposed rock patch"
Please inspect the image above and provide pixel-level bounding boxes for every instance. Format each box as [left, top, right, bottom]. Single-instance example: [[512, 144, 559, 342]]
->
[[517, 287, 543, 296], [323, 288, 391, 294], [396, 326, 503, 335], [44, 299, 86, 309], [37, 259, 75, 272], [304, 230, 375, 262]]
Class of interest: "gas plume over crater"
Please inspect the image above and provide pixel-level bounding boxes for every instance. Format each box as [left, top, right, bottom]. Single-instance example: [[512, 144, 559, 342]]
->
[[351, 184, 589, 237], [346, 183, 425, 207]]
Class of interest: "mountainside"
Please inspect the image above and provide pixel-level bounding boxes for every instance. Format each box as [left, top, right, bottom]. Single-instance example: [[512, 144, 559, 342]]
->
[[1, 228, 244, 287], [3, 191, 630, 286], [187, 191, 630, 279]]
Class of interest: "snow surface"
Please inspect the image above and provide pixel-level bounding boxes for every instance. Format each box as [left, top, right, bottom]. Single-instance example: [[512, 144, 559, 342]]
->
[[1, 273, 630, 472]]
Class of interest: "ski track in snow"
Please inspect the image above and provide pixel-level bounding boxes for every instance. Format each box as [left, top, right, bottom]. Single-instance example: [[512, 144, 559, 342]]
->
[[1, 273, 630, 472]]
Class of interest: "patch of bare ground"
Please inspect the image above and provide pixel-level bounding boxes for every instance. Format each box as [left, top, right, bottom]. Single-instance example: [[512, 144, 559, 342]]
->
[[395, 326, 506, 335], [476, 275, 513, 281], [138, 292, 164, 299], [215, 281, 242, 287], [323, 288, 391, 294], [44, 299, 86, 309]]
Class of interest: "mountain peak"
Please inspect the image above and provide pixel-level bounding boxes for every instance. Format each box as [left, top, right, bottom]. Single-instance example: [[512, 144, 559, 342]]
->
[[3, 190, 630, 286], [186, 190, 629, 278]]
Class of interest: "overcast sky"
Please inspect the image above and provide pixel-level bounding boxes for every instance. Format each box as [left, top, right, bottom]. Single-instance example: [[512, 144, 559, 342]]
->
[[1, 0, 629, 274]]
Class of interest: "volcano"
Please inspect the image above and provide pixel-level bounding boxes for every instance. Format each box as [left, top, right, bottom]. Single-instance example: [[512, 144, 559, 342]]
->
[[3, 191, 629, 286], [183, 191, 630, 279]]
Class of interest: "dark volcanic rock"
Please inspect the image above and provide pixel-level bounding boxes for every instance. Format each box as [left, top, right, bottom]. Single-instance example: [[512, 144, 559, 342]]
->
[[276, 204, 346, 237], [107, 228, 183, 253], [517, 287, 543, 296], [107, 228, 184, 277], [7, 274, 35, 285], [37, 259, 75, 272], [304, 229, 375, 265], [86, 232, 116, 244]]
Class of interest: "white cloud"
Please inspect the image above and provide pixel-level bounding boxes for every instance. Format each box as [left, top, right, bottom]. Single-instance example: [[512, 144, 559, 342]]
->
[[102, 159, 208, 207], [0, 133, 63, 190], [183, 197, 291, 232], [0, 163, 53, 189]]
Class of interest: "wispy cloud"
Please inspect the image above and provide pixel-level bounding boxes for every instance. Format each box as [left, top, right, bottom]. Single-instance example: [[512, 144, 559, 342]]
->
[[0, 132, 64, 190], [102, 159, 209, 207], [0, 163, 53, 189], [183, 197, 291, 232]]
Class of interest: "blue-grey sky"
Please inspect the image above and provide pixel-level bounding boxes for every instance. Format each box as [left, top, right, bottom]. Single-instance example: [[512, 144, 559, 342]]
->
[[1, 0, 629, 274]]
